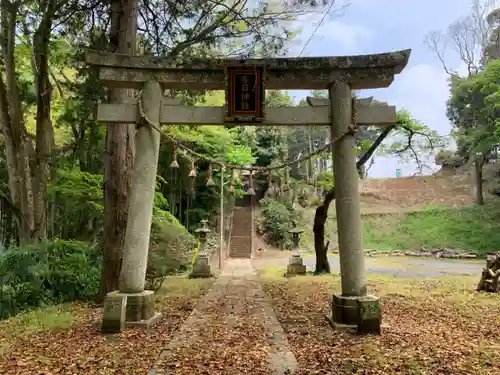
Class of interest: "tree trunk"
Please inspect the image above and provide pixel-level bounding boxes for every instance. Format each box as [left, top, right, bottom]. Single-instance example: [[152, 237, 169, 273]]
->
[[304, 149, 309, 181], [1, 2, 57, 244], [99, 0, 138, 299], [279, 156, 287, 188], [307, 126, 313, 180], [0, 2, 35, 243], [474, 159, 485, 205], [313, 188, 335, 274], [32, 8, 55, 241]]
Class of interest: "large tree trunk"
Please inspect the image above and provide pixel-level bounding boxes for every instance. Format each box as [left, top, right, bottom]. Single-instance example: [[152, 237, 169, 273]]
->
[[312, 125, 395, 274], [32, 8, 55, 241], [0, 2, 36, 243], [99, 0, 138, 299]]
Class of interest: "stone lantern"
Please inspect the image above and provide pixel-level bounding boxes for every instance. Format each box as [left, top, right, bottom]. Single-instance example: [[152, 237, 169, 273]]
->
[[285, 222, 306, 276], [189, 220, 213, 278]]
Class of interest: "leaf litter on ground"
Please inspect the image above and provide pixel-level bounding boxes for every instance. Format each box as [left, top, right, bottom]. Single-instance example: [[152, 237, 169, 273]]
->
[[261, 274, 500, 375], [2, 270, 500, 375], [1, 276, 278, 375], [0, 278, 214, 375]]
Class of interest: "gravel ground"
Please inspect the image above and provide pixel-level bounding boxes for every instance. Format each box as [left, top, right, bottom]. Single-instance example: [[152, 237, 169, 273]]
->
[[253, 252, 483, 278]]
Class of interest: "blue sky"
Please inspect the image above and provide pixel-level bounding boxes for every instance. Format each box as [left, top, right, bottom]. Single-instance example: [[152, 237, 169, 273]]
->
[[283, 0, 481, 178]]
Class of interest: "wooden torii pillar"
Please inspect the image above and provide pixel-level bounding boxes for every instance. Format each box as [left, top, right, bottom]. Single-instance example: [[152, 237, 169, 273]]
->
[[86, 48, 410, 334]]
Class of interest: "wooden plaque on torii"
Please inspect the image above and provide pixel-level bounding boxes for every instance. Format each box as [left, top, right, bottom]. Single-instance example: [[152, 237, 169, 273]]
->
[[224, 64, 265, 123]]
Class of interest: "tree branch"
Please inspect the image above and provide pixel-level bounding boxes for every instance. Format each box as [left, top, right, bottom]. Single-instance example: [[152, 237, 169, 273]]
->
[[357, 125, 396, 168]]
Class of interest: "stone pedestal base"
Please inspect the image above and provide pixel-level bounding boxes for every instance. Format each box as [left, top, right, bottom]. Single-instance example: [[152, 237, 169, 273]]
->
[[189, 254, 213, 279], [285, 254, 307, 276], [330, 293, 381, 334], [286, 264, 307, 276], [101, 290, 162, 334]]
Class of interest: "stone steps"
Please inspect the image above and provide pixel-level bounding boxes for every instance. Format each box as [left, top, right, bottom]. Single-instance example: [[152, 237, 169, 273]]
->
[[229, 206, 253, 258]]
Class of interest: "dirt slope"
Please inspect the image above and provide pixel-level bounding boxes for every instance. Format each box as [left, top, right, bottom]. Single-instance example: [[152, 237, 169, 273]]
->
[[355, 164, 500, 213], [360, 175, 473, 208]]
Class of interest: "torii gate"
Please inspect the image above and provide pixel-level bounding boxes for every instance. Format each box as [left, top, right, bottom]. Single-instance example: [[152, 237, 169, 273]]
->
[[87, 49, 411, 334]]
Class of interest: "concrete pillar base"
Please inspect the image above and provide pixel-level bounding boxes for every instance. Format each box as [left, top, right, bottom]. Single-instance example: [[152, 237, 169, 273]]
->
[[330, 293, 382, 335], [189, 254, 213, 279], [101, 290, 161, 333]]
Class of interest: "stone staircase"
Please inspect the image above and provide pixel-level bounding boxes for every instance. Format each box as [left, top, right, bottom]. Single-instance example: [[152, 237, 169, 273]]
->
[[229, 205, 253, 258]]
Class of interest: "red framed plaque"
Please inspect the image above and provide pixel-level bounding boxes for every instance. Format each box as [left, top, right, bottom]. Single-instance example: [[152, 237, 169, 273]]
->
[[225, 64, 265, 123]]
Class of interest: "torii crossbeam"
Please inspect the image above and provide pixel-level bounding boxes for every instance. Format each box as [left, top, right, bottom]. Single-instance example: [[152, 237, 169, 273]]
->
[[97, 96, 397, 126]]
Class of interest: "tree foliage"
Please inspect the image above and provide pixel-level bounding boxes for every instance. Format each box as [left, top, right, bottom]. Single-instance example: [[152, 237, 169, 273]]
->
[[447, 61, 500, 161], [379, 109, 445, 174]]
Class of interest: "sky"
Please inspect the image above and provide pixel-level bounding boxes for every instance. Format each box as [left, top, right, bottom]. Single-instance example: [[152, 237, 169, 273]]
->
[[283, 0, 493, 178]]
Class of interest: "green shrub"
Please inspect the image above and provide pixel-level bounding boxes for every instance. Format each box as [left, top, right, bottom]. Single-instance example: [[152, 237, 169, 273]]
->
[[147, 209, 196, 291], [0, 186, 196, 318], [257, 197, 297, 249], [0, 240, 100, 319]]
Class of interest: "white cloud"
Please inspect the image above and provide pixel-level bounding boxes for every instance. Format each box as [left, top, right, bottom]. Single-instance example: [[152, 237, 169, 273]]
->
[[316, 21, 374, 51], [289, 13, 374, 56]]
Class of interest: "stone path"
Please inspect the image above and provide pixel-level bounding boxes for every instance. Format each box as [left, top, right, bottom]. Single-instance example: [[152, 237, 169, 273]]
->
[[149, 259, 296, 375]]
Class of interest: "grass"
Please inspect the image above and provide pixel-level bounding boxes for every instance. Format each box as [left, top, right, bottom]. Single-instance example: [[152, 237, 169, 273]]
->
[[298, 202, 500, 254], [260, 266, 500, 375], [363, 203, 500, 253], [0, 304, 79, 336]]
